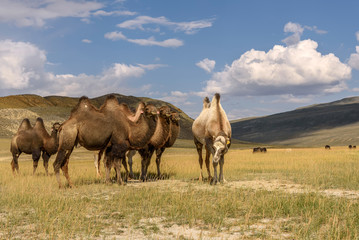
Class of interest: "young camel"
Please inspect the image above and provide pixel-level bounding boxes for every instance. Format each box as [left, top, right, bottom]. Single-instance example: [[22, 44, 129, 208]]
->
[[192, 93, 231, 185], [10, 118, 60, 175], [53, 95, 158, 188]]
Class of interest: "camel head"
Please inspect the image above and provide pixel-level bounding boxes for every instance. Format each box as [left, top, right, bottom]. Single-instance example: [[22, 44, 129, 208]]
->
[[170, 112, 180, 124], [51, 122, 61, 133], [159, 106, 172, 119], [144, 104, 158, 118], [212, 134, 230, 163]]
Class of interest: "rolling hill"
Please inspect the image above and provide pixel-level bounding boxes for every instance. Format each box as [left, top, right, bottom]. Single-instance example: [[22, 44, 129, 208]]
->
[[0, 94, 194, 139], [3, 94, 359, 147], [231, 96, 359, 147]]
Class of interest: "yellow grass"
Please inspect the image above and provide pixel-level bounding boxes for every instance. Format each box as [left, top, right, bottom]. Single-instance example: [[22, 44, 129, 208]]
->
[[1, 138, 359, 239]]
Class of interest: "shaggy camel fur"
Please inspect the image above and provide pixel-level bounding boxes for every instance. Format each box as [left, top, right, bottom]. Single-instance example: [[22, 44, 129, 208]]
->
[[53, 95, 157, 187], [192, 93, 231, 185], [10, 118, 60, 175], [93, 102, 145, 177]]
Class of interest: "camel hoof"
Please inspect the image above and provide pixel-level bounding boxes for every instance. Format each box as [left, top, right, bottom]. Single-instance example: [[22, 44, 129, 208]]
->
[[210, 179, 217, 185]]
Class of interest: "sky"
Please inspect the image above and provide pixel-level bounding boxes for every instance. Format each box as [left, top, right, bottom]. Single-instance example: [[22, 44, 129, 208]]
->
[[0, 0, 359, 120]]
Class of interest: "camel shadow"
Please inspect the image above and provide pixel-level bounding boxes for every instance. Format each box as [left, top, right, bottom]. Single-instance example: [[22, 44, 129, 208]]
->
[[129, 171, 172, 181]]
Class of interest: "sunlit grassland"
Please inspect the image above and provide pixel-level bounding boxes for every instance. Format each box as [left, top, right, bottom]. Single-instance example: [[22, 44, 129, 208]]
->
[[1, 138, 359, 239]]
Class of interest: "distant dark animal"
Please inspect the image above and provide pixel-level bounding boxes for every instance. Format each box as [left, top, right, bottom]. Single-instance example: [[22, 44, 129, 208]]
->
[[349, 145, 352, 149], [253, 147, 267, 153], [325, 145, 331, 150], [253, 147, 261, 153], [10, 118, 60, 175], [354, 146, 357, 149]]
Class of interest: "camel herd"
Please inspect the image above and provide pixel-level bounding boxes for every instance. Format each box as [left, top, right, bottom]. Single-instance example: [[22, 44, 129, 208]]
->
[[10, 93, 232, 187]]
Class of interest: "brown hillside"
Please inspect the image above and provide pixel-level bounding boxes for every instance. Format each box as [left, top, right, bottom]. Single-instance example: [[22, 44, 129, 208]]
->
[[0, 94, 194, 139]]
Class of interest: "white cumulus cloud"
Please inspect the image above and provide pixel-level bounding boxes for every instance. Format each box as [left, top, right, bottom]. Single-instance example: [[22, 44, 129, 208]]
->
[[0, 0, 103, 27], [282, 22, 327, 46], [0, 40, 164, 96], [203, 39, 351, 97], [196, 58, 216, 73], [0, 39, 47, 89]]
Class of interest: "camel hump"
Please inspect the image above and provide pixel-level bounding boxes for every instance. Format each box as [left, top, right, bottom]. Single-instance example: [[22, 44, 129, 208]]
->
[[106, 94, 117, 101], [214, 93, 220, 102], [211, 93, 221, 106], [34, 117, 46, 129], [203, 97, 210, 108], [79, 96, 89, 102], [103, 95, 120, 110], [18, 118, 32, 131]]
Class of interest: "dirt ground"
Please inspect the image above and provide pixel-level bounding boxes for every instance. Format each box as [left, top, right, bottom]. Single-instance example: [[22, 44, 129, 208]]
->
[[89, 179, 359, 239]]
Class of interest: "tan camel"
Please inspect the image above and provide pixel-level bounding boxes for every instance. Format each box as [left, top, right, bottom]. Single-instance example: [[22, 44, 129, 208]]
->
[[154, 111, 181, 178], [192, 93, 231, 184], [53, 95, 158, 187], [93, 102, 146, 177], [137, 105, 172, 181], [10, 118, 60, 175]]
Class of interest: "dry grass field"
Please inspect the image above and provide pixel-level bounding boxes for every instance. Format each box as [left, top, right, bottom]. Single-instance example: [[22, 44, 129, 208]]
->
[[1, 138, 359, 239]]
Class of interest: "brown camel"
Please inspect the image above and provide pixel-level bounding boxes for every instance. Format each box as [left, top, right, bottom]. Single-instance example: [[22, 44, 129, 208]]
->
[[10, 118, 60, 175], [192, 93, 232, 185], [154, 111, 181, 178], [53, 95, 158, 187], [137, 105, 172, 181], [93, 101, 146, 177]]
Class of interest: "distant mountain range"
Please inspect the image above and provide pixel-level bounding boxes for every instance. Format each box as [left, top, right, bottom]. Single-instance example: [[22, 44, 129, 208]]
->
[[0, 94, 194, 139], [2, 94, 359, 147], [231, 96, 359, 147]]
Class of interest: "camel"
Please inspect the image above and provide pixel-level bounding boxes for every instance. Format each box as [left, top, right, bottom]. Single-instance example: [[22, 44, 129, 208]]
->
[[192, 93, 232, 185], [154, 111, 181, 178], [137, 105, 172, 181], [93, 102, 146, 177], [53, 95, 158, 188], [10, 118, 60, 175]]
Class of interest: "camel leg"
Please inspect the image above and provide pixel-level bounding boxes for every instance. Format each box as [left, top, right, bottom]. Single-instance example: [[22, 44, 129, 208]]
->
[[113, 158, 123, 185], [42, 151, 51, 176], [104, 149, 113, 184], [53, 149, 66, 188], [139, 149, 148, 181], [127, 150, 136, 179], [144, 147, 155, 180], [61, 149, 74, 188], [121, 157, 129, 182], [211, 161, 218, 185], [32, 149, 41, 175], [11, 152, 20, 175], [205, 146, 212, 182], [194, 138, 204, 181], [94, 150, 103, 178], [218, 156, 226, 183], [155, 147, 165, 179]]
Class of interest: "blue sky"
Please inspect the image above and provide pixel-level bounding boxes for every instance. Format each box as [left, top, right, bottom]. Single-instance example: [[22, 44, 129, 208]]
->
[[1, 0, 359, 120]]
